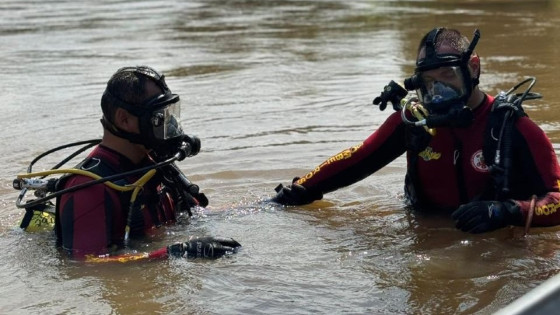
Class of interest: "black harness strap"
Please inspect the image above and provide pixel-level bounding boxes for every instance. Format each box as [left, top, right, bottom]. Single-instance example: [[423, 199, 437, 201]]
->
[[483, 93, 528, 201], [404, 125, 433, 208]]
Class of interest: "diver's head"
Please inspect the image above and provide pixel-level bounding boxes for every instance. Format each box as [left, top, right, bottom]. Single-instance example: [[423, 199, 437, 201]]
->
[[100, 66, 184, 152], [404, 28, 481, 117]]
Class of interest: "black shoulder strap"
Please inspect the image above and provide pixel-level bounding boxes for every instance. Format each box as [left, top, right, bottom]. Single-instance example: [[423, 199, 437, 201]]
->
[[403, 125, 433, 208], [483, 92, 527, 200]]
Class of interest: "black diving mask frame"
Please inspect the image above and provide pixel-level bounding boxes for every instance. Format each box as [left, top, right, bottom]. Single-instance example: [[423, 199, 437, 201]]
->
[[404, 28, 481, 115], [101, 66, 185, 151]]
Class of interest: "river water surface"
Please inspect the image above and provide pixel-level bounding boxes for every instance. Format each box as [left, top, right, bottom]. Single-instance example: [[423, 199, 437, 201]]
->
[[1, 0, 560, 314]]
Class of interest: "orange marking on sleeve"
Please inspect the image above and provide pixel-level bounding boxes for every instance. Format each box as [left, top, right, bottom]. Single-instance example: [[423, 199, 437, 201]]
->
[[296, 144, 363, 185], [534, 202, 560, 217]]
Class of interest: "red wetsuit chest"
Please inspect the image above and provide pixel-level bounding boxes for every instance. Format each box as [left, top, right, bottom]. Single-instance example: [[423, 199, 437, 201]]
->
[[412, 98, 493, 209]]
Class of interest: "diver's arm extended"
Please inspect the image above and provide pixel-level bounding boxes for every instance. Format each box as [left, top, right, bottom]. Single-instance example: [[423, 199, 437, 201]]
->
[[272, 111, 407, 206], [84, 236, 242, 263], [59, 176, 241, 261]]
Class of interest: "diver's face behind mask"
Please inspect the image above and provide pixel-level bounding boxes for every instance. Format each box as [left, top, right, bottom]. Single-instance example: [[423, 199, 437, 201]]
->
[[416, 66, 468, 115], [126, 85, 185, 152], [402, 28, 482, 128], [101, 66, 192, 156], [147, 96, 183, 143], [144, 95, 202, 160]]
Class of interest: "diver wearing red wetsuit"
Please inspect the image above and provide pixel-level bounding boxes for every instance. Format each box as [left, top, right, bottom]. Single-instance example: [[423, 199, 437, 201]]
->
[[272, 28, 560, 233], [54, 66, 240, 259]]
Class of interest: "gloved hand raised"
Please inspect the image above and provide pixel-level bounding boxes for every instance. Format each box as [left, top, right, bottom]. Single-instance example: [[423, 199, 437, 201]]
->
[[271, 177, 323, 206], [372, 80, 408, 111], [167, 236, 241, 259], [451, 200, 523, 234]]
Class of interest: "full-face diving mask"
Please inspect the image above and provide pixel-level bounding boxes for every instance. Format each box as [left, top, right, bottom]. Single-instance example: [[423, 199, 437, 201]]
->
[[404, 28, 480, 118], [101, 66, 186, 151], [144, 93, 184, 144], [415, 66, 468, 114]]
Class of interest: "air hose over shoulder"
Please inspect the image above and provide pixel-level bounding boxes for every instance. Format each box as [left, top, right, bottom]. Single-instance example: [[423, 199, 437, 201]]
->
[[13, 136, 204, 237], [487, 77, 541, 200]]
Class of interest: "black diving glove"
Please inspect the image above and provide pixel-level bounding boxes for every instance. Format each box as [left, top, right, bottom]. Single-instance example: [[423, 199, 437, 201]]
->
[[167, 236, 241, 259], [372, 80, 408, 111], [451, 200, 523, 234], [271, 177, 323, 206]]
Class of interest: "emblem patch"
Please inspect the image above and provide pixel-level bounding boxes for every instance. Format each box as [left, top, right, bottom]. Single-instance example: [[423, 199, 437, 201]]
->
[[471, 150, 489, 172], [418, 147, 441, 161]]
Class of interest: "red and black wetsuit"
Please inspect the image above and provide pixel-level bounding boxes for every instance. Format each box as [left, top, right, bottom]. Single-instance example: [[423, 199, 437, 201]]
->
[[296, 94, 560, 226], [55, 145, 177, 258]]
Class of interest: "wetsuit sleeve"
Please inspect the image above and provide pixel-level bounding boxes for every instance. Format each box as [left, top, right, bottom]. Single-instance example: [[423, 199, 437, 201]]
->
[[295, 111, 407, 195], [58, 175, 122, 258], [511, 117, 560, 226]]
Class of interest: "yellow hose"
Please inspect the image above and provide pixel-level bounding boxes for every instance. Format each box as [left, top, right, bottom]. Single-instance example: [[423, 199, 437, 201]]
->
[[403, 100, 437, 136], [18, 167, 159, 240], [16, 168, 155, 192]]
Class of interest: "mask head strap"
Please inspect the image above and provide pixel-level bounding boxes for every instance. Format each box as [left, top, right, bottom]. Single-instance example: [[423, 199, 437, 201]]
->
[[100, 66, 184, 149], [422, 27, 441, 67], [405, 28, 481, 91]]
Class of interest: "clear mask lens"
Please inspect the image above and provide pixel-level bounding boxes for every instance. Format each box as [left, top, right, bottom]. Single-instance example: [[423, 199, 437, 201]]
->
[[417, 66, 467, 108], [151, 100, 183, 140], [424, 81, 462, 104]]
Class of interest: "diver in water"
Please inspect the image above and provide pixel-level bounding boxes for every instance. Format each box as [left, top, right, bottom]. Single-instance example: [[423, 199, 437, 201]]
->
[[17, 66, 240, 261], [272, 27, 560, 234]]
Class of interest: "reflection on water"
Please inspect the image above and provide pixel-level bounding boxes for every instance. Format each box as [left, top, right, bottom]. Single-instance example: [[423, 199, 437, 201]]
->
[[1, 0, 560, 314]]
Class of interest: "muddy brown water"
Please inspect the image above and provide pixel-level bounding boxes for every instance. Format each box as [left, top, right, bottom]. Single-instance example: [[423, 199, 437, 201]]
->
[[1, 1, 560, 314]]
